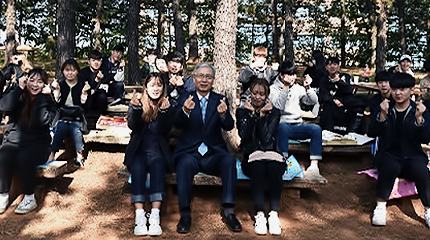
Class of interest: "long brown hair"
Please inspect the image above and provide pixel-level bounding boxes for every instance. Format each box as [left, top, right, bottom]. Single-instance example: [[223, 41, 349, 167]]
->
[[140, 72, 167, 122], [21, 68, 49, 128]]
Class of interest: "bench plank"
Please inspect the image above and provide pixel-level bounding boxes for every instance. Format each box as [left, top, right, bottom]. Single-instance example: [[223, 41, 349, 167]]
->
[[37, 161, 68, 178]]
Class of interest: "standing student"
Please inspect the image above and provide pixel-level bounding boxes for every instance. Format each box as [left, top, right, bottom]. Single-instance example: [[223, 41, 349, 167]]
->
[[49, 59, 89, 168], [174, 62, 241, 234], [388, 54, 414, 77], [125, 72, 176, 236], [370, 72, 430, 228], [237, 78, 283, 235], [0, 68, 56, 214], [303, 50, 326, 89]]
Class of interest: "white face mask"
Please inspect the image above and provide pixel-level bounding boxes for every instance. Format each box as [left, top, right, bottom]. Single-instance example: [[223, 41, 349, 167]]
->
[[312, 59, 317, 65]]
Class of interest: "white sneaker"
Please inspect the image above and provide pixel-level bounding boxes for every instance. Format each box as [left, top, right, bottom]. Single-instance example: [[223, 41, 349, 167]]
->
[[0, 194, 9, 214], [268, 211, 282, 235], [14, 198, 37, 214], [254, 213, 267, 235], [306, 164, 320, 175], [134, 212, 147, 236], [425, 208, 430, 229], [73, 157, 84, 168], [148, 212, 162, 236], [372, 205, 387, 226]]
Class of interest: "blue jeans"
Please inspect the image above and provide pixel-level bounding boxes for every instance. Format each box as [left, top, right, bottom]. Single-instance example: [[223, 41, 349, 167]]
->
[[51, 121, 84, 152], [128, 150, 166, 204], [277, 123, 322, 160]]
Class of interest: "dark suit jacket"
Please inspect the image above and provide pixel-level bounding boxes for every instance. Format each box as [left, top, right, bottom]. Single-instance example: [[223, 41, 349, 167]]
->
[[173, 90, 234, 158], [124, 100, 177, 172]]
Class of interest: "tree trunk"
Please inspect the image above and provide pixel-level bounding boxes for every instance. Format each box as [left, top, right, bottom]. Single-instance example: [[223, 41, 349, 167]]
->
[[93, 0, 103, 51], [127, 0, 140, 85], [56, 0, 76, 79], [187, 0, 199, 63], [271, 0, 280, 62], [283, 0, 294, 61], [340, 0, 346, 67], [213, 0, 239, 151], [366, 0, 376, 68], [376, 0, 387, 73], [156, 0, 165, 55], [396, 0, 406, 54], [172, 0, 185, 55], [5, 0, 17, 65]]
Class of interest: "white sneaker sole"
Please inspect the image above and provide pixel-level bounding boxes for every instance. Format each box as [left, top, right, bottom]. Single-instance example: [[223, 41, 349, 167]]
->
[[14, 203, 37, 214], [134, 227, 147, 236]]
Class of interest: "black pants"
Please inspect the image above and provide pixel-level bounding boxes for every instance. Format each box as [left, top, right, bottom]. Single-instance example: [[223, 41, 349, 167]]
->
[[376, 152, 430, 207], [241, 159, 285, 213], [0, 141, 50, 194], [88, 90, 108, 115]]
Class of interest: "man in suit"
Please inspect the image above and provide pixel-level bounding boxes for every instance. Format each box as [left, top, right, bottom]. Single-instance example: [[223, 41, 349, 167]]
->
[[174, 62, 242, 233]]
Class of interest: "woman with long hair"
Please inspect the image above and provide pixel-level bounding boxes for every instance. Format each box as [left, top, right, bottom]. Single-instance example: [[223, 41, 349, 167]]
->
[[0, 68, 56, 214], [237, 78, 284, 235], [124, 72, 176, 236], [49, 58, 90, 168]]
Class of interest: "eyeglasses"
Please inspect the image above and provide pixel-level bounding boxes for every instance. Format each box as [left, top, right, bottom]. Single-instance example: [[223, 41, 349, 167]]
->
[[194, 74, 214, 80]]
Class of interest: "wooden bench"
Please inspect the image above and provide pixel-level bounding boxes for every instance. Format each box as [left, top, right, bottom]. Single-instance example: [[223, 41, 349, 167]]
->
[[37, 161, 68, 178], [289, 143, 372, 154], [117, 163, 327, 199]]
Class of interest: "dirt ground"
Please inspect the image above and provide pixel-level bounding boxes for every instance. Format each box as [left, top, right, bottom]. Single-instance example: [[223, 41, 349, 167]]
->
[[1, 149, 430, 240]]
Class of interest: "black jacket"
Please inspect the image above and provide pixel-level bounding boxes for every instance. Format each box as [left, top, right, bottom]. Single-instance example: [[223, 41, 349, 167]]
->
[[236, 107, 281, 156], [124, 99, 177, 172], [0, 87, 56, 144], [319, 72, 353, 106], [373, 101, 429, 163]]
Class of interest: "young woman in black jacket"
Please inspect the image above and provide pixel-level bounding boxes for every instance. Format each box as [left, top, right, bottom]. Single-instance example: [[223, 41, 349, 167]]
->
[[0, 68, 56, 214], [236, 78, 283, 236], [124, 72, 176, 236], [49, 59, 90, 168]]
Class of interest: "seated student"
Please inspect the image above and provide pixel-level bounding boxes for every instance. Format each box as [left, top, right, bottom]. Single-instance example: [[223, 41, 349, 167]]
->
[[237, 78, 283, 236], [125, 72, 176, 236], [370, 72, 430, 228], [319, 56, 367, 134], [100, 45, 126, 102], [388, 54, 414, 77], [0, 68, 56, 214], [269, 60, 322, 174], [49, 59, 90, 168], [238, 46, 278, 102], [78, 50, 108, 116], [367, 71, 393, 138], [161, 51, 194, 99], [1, 52, 33, 98]]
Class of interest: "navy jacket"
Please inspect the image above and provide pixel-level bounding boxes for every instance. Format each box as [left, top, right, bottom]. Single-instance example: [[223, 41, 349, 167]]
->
[[124, 99, 177, 172], [373, 101, 430, 163], [173, 91, 234, 158]]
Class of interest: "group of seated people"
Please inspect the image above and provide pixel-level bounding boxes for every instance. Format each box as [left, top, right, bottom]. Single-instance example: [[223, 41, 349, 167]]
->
[[2, 45, 430, 237], [0, 45, 127, 216]]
